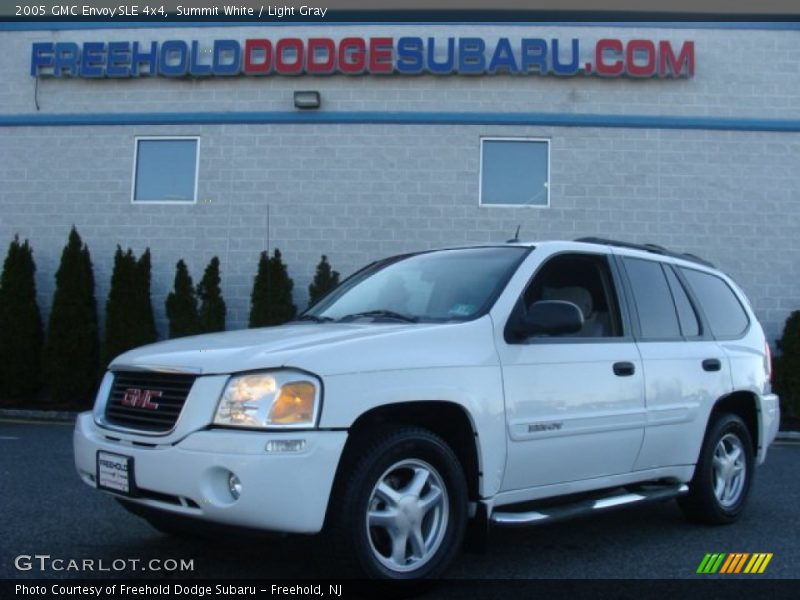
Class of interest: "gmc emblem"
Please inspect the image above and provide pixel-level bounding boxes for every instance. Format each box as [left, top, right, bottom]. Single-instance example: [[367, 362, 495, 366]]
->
[[121, 388, 162, 410]]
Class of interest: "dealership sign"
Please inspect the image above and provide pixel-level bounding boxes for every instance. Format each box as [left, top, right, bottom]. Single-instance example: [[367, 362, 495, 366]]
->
[[30, 37, 694, 78]]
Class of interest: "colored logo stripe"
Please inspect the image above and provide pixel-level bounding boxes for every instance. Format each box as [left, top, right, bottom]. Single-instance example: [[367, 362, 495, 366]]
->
[[697, 553, 773, 574]]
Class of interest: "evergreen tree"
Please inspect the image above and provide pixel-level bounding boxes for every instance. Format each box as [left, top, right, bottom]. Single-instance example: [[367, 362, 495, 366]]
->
[[249, 248, 296, 327], [197, 256, 226, 333], [166, 259, 200, 338], [774, 310, 800, 418], [308, 255, 340, 308], [0, 235, 43, 400], [103, 247, 157, 366], [42, 227, 99, 407]]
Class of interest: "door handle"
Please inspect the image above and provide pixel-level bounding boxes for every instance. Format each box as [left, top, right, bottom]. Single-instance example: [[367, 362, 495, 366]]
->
[[702, 358, 722, 372], [613, 362, 636, 377]]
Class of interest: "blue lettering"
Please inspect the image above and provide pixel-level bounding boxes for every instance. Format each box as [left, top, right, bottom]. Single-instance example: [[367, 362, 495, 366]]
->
[[552, 38, 579, 75], [396, 37, 423, 74], [427, 37, 455, 74], [106, 42, 131, 77], [488, 37, 518, 74], [53, 42, 80, 77], [30, 42, 54, 76], [458, 37, 486, 74], [131, 41, 158, 76], [190, 41, 211, 76], [79, 42, 105, 78], [213, 39, 241, 75], [521, 38, 548, 73], [159, 40, 189, 76]]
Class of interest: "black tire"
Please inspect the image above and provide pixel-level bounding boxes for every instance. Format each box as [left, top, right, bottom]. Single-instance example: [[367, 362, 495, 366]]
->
[[678, 413, 754, 525], [326, 426, 468, 580]]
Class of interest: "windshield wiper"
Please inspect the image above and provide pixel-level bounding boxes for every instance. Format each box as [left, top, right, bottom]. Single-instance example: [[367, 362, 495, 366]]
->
[[338, 310, 418, 323], [295, 314, 336, 323]]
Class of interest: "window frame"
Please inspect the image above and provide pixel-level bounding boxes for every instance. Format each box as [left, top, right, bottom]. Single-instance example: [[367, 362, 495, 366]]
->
[[479, 136, 551, 209], [131, 135, 200, 205], [677, 266, 751, 341]]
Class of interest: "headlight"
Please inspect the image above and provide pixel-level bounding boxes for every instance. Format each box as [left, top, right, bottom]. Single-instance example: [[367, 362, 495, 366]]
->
[[214, 370, 321, 429]]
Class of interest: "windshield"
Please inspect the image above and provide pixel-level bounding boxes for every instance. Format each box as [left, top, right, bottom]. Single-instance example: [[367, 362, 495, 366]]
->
[[304, 247, 529, 323]]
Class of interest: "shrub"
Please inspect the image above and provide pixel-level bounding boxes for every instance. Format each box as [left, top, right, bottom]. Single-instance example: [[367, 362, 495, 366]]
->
[[249, 248, 296, 327], [197, 256, 226, 333], [166, 259, 200, 338], [774, 310, 800, 419], [42, 227, 99, 407], [102, 246, 157, 366], [0, 236, 43, 400], [308, 254, 340, 308]]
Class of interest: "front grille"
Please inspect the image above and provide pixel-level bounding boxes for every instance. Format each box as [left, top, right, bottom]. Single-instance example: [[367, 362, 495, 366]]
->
[[105, 371, 196, 433]]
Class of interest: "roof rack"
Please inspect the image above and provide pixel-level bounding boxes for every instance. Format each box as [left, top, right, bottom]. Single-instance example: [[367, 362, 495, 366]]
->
[[574, 237, 715, 268]]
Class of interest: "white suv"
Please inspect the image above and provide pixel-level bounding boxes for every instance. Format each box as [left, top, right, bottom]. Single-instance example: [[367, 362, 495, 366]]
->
[[74, 239, 780, 579]]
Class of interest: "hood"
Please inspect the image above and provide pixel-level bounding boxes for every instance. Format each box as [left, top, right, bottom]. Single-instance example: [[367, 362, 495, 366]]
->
[[109, 318, 498, 377]]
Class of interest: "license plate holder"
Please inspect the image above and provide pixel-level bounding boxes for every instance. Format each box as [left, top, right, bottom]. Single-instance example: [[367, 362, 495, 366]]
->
[[96, 451, 136, 496]]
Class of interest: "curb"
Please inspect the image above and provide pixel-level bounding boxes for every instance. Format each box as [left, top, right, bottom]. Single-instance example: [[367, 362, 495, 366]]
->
[[776, 430, 800, 442], [0, 408, 79, 423]]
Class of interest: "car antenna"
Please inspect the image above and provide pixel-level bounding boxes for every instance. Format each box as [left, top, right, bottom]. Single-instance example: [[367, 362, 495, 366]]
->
[[507, 225, 521, 243]]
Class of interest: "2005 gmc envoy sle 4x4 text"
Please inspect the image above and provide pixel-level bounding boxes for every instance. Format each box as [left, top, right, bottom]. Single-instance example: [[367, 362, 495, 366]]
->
[[74, 238, 780, 579]]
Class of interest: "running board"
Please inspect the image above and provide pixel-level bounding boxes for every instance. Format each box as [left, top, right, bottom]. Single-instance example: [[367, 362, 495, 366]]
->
[[490, 483, 689, 528]]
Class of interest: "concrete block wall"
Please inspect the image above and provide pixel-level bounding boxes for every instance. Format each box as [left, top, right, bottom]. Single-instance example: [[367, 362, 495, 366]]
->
[[0, 24, 798, 345]]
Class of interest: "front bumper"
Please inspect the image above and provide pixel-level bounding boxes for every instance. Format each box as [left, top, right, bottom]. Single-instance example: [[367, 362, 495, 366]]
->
[[73, 412, 347, 534]]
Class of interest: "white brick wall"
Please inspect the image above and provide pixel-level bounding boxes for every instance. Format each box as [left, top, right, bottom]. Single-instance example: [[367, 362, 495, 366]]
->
[[1, 24, 799, 343]]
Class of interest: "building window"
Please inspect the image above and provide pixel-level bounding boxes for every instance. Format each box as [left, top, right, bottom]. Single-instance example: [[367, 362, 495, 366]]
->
[[132, 137, 199, 203], [480, 138, 549, 207]]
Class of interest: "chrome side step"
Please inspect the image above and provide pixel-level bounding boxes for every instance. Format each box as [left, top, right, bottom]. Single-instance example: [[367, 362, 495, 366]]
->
[[490, 483, 688, 528]]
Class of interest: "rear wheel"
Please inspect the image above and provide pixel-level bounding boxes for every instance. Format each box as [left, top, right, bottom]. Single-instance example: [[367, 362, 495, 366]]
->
[[327, 427, 468, 579], [678, 413, 754, 524]]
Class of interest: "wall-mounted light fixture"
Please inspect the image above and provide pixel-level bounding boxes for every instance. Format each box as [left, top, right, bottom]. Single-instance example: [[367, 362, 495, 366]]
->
[[293, 91, 321, 110]]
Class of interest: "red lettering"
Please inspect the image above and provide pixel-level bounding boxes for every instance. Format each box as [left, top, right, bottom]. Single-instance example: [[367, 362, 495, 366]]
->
[[659, 40, 694, 77], [338, 37, 366, 74], [275, 38, 304, 74], [626, 39, 656, 77], [306, 38, 335, 74], [243, 39, 272, 74], [368, 37, 393, 73], [595, 38, 623, 76]]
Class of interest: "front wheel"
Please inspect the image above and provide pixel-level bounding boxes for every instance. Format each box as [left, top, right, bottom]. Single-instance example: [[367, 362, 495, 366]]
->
[[678, 413, 754, 524], [327, 427, 468, 579]]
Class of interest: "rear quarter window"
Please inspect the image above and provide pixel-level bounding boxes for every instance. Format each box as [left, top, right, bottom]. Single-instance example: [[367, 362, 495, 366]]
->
[[680, 268, 749, 338]]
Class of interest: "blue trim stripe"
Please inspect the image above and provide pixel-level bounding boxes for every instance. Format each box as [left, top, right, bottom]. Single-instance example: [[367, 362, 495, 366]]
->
[[2, 111, 799, 132]]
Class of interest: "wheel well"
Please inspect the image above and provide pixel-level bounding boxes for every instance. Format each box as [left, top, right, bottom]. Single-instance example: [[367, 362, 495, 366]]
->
[[331, 402, 481, 505], [711, 391, 759, 451]]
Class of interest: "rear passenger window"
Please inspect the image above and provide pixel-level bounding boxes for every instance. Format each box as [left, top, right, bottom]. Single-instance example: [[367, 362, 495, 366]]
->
[[665, 267, 700, 337], [623, 258, 681, 340], [680, 268, 749, 338]]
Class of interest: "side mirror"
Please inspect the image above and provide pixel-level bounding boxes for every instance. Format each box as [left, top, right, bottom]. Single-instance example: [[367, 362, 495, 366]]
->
[[518, 300, 584, 337]]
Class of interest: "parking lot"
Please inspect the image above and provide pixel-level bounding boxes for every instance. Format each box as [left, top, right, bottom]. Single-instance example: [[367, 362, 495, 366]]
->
[[1, 420, 797, 583]]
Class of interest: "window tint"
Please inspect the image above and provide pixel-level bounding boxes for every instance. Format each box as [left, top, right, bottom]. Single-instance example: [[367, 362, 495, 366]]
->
[[133, 138, 198, 202], [665, 267, 700, 337], [623, 258, 681, 340], [517, 253, 622, 338], [680, 268, 749, 337]]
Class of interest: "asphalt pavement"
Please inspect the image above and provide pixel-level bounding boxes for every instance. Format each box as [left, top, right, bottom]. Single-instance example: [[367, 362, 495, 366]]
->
[[1, 419, 798, 583]]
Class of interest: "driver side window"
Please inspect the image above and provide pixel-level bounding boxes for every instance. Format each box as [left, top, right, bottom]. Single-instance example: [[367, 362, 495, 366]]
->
[[516, 253, 623, 339]]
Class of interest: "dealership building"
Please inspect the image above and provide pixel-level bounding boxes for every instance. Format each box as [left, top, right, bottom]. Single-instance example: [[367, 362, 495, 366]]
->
[[0, 21, 798, 342]]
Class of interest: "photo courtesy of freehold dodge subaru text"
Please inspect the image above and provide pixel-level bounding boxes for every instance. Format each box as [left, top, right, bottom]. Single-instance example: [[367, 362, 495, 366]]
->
[[74, 239, 780, 579]]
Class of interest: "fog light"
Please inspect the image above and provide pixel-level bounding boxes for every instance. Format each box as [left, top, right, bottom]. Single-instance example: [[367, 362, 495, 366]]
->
[[265, 439, 307, 453], [228, 473, 242, 500]]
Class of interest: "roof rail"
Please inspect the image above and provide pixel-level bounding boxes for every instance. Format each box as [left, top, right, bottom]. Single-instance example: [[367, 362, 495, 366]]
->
[[574, 237, 715, 268]]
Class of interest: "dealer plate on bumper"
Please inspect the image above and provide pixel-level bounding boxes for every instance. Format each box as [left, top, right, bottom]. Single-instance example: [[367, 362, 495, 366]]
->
[[96, 451, 135, 495]]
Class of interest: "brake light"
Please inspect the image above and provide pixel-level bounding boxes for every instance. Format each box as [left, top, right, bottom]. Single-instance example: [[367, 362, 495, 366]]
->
[[764, 341, 772, 382]]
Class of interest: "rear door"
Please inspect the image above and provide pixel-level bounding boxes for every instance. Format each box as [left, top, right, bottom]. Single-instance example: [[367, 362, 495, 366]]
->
[[616, 255, 732, 470]]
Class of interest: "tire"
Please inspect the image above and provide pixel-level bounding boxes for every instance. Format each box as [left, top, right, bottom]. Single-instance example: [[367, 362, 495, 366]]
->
[[678, 413, 754, 525], [326, 427, 468, 580]]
